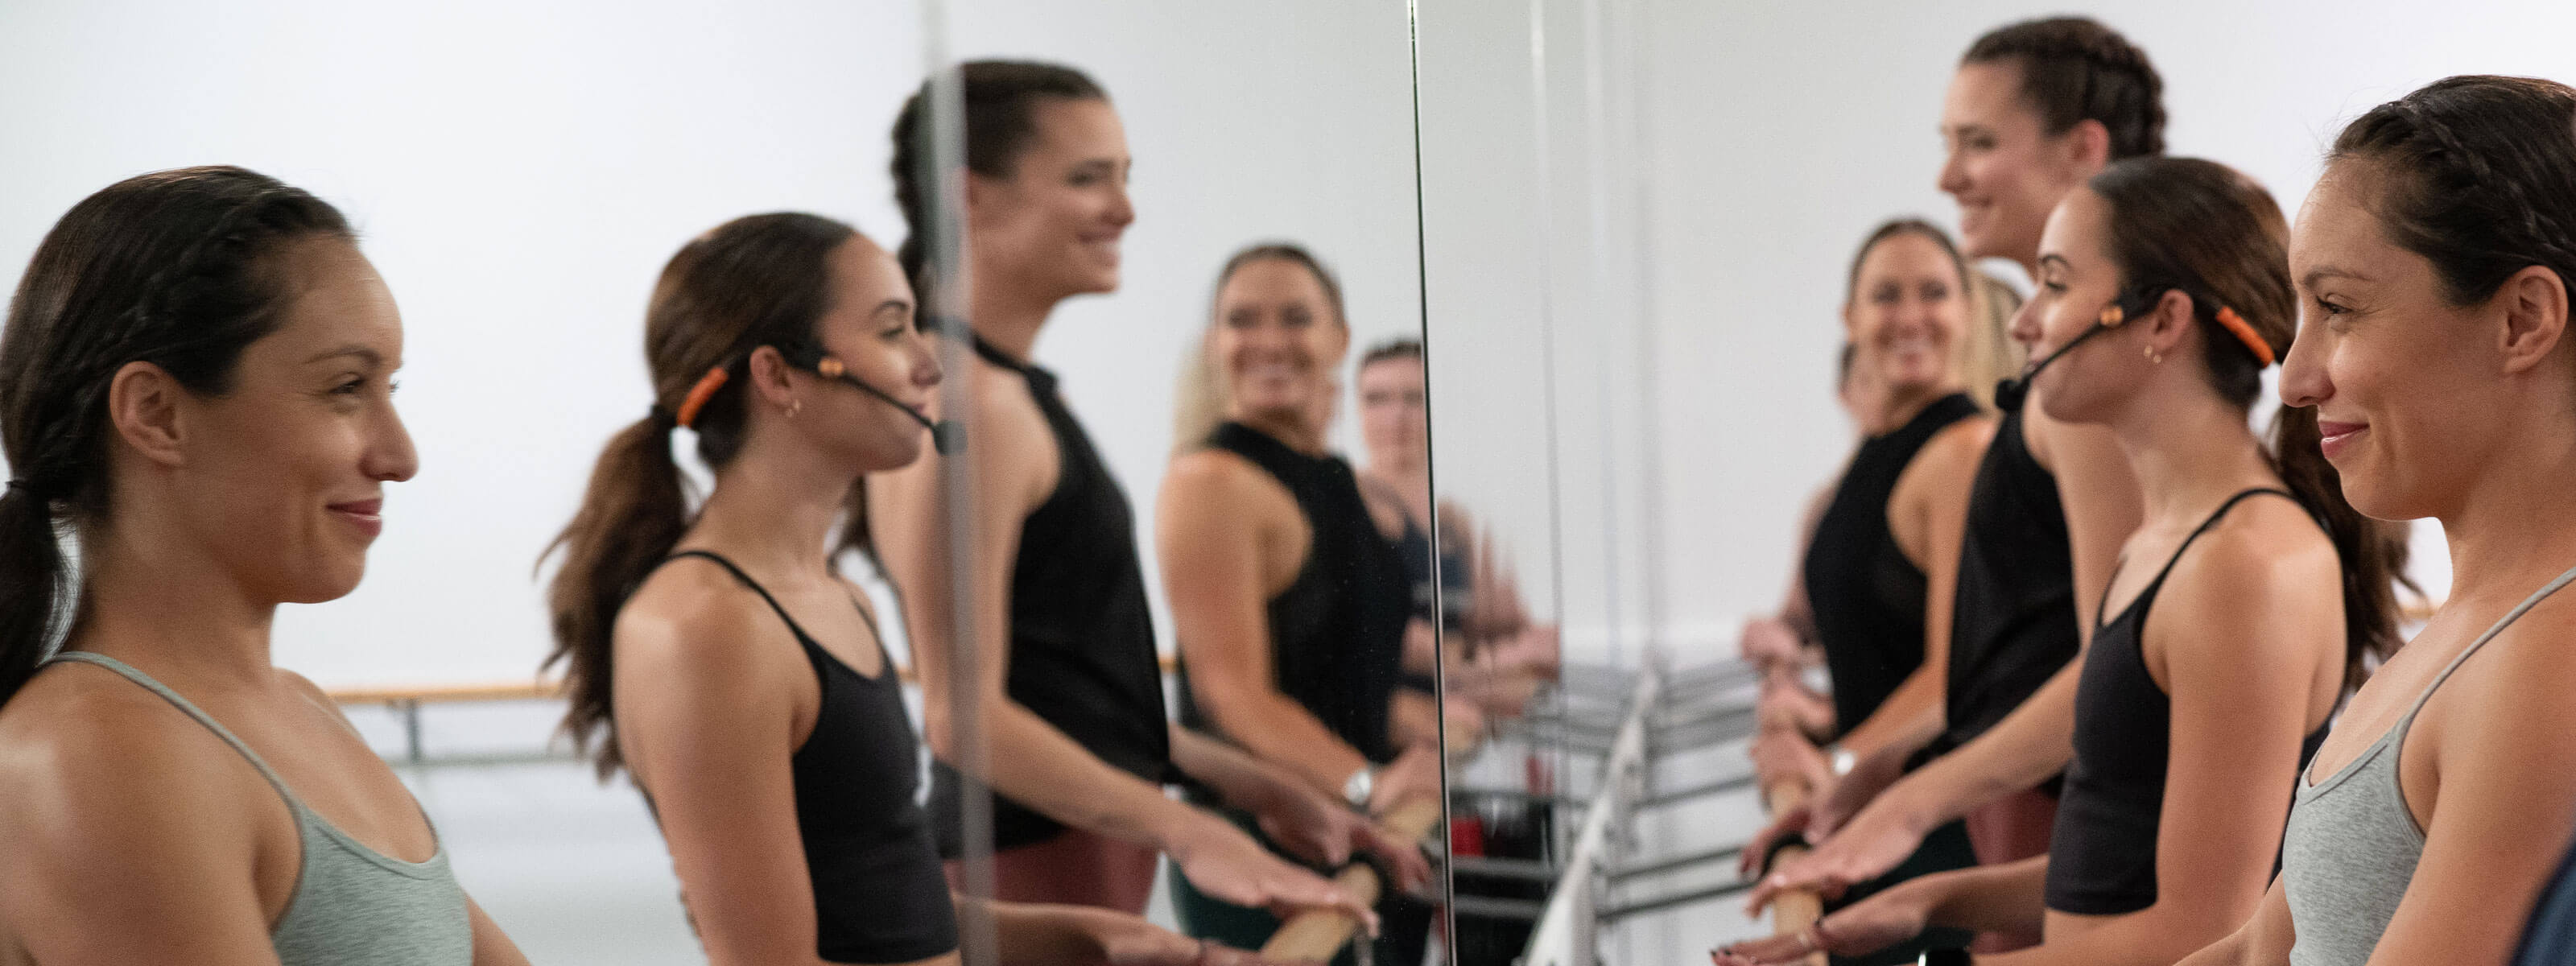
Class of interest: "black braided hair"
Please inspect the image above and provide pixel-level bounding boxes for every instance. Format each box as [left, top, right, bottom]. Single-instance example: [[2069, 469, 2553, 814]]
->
[[2330, 76, 2576, 308]]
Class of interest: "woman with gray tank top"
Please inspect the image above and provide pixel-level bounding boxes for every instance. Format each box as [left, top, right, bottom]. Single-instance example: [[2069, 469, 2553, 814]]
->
[[0, 167, 526, 965], [2176, 75, 2576, 966]]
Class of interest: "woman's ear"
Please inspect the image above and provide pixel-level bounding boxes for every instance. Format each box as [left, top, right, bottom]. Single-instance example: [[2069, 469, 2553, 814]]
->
[[105, 360, 188, 469], [2143, 288, 2197, 359], [743, 345, 801, 411], [2494, 264, 2570, 376]]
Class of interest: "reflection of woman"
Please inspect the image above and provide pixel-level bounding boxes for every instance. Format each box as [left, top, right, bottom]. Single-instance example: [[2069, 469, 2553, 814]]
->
[[1769, 18, 2155, 907], [1749, 219, 1994, 965], [1349, 339, 1556, 729], [1735, 157, 2388, 966], [1159, 245, 1442, 964], [546, 214, 1269, 966], [2182, 75, 2576, 966], [0, 167, 527, 964], [870, 62, 1363, 924]]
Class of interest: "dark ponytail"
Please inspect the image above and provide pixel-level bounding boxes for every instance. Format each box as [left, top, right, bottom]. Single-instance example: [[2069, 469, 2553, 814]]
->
[[890, 60, 1108, 293], [542, 212, 859, 778], [2089, 156, 2405, 687], [0, 167, 351, 707]]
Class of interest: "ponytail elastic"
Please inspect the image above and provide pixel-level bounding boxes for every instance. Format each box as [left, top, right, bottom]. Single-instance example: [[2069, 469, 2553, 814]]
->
[[2213, 307, 2276, 367], [674, 365, 729, 429]]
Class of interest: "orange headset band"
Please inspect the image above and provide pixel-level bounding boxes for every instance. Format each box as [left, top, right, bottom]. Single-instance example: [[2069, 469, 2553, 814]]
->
[[2212, 307, 2276, 368], [675, 365, 730, 429]]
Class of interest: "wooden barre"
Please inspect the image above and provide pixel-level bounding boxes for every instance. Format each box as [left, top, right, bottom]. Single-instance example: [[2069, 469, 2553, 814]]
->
[[1259, 797, 1446, 963], [1761, 778, 1827, 966], [322, 654, 1184, 705]]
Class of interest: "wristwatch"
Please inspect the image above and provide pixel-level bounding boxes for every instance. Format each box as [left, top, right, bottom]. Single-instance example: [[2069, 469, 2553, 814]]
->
[[1920, 949, 1975, 965], [1342, 766, 1376, 808]]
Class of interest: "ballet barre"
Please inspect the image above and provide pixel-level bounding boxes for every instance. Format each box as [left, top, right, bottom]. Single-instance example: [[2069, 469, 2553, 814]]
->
[[324, 654, 1183, 766], [1259, 797, 1447, 963]]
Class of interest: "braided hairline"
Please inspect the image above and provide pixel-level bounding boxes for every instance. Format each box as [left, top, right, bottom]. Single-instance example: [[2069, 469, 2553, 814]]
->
[[2355, 95, 2576, 305], [19, 186, 312, 511]]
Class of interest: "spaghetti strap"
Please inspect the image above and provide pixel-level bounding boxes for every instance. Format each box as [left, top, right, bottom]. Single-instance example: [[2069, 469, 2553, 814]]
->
[[2095, 488, 2300, 627], [2399, 559, 2576, 724], [660, 550, 884, 658], [47, 651, 309, 811]]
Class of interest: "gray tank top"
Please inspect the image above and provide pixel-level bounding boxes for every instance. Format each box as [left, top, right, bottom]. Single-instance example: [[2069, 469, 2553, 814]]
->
[[50, 652, 473, 965], [2281, 564, 2576, 965]]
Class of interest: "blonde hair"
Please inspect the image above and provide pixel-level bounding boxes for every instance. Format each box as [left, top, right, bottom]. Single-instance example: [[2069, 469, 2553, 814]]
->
[[1956, 269, 2028, 410]]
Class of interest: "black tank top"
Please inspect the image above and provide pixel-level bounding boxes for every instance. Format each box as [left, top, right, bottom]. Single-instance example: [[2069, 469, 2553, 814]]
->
[[654, 551, 959, 963], [1176, 422, 1412, 766], [930, 337, 1173, 854], [1391, 508, 1469, 693], [2042, 489, 2330, 915], [1802, 393, 1980, 737], [1394, 509, 1471, 633], [1928, 407, 2080, 761]]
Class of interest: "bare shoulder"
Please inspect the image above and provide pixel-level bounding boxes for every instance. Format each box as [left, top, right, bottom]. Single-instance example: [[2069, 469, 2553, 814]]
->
[[0, 665, 266, 877], [616, 558, 800, 687], [1891, 413, 1996, 511], [2155, 496, 2342, 664], [2441, 583, 2576, 714], [1919, 415, 1998, 477], [1161, 447, 1275, 504]]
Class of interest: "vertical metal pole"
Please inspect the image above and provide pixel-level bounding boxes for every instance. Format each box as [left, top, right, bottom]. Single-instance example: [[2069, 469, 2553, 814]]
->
[[914, 3, 993, 963]]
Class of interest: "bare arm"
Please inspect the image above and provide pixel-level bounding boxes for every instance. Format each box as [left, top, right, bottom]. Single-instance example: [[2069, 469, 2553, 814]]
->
[[1976, 522, 2340, 966], [1758, 411, 2136, 897], [2362, 625, 2576, 966], [871, 364, 1357, 916], [467, 898, 534, 966], [1158, 452, 1374, 797], [2175, 880, 2294, 966], [869, 370, 1199, 845], [0, 706, 288, 965]]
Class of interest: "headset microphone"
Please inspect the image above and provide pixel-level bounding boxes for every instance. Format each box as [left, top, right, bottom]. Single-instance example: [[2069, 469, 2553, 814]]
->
[[790, 346, 964, 456], [1992, 287, 2162, 413]]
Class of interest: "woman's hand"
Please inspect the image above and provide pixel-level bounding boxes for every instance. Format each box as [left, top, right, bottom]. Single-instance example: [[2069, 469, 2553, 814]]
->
[[1736, 806, 1812, 880], [1715, 878, 1935, 964], [1165, 812, 1380, 935], [1756, 671, 1835, 741], [1811, 740, 1910, 837], [1740, 615, 1809, 671], [1365, 744, 1444, 815], [1247, 778, 1435, 894], [1749, 729, 1831, 798], [1744, 790, 1930, 914]]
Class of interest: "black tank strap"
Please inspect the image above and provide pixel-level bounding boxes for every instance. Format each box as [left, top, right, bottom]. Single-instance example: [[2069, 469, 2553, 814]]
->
[[660, 550, 882, 647], [2095, 488, 2301, 622]]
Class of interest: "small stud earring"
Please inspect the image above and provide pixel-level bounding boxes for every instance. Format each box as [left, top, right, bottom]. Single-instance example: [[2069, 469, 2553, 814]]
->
[[787, 398, 804, 419], [2145, 346, 2165, 365]]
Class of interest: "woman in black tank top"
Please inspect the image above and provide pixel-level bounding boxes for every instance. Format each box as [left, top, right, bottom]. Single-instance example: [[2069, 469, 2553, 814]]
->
[[867, 64, 1372, 931], [547, 214, 1269, 965], [1740, 221, 1994, 966], [1725, 159, 2400, 966], [1161, 245, 1443, 964]]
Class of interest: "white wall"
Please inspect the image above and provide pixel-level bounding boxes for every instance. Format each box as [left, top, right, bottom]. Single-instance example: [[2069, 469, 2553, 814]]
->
[[1639, 0, 2576, 650], [0, 0, 1426, 687]]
